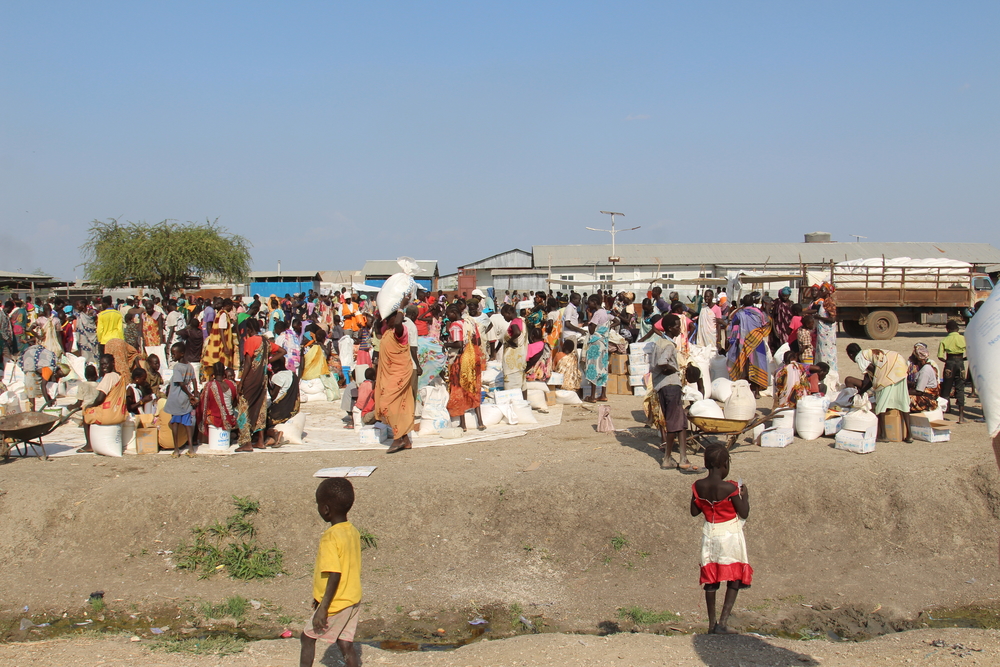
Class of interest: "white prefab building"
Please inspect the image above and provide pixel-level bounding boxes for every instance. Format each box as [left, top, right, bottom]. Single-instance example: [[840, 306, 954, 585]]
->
[[532, 238, 1000, 299]]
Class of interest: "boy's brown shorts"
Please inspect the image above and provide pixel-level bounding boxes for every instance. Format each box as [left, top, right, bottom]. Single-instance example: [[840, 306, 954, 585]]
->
[[303, 603, 360, 643]]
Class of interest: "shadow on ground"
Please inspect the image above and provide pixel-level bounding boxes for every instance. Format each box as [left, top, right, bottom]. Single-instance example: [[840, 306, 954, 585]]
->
[[691, 632, 819, 666]]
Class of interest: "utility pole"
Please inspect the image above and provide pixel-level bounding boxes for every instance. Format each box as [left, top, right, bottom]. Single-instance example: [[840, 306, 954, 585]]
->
[[587, 211, 640, 288]]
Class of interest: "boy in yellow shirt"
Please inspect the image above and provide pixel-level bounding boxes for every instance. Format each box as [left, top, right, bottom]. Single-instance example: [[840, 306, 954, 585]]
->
[[300, 478, 362, 667]]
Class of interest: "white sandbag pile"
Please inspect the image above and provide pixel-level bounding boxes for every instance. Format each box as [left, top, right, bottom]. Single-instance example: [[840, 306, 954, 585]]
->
[[375, 256, 421, 316], [724, 380, 756, 421], [794, 395, 826, 440], [711, 378, 733, 404], [689, 399, 725, 419], [299, 378, 327, 403]]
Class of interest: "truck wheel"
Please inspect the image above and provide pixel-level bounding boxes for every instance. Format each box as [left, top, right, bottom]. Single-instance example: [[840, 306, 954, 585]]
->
[[865, 310, 898, 340], [842, 320, 864, 338]]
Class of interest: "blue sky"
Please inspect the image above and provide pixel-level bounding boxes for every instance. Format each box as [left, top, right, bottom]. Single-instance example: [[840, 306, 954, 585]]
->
[[2, 2, 997, 278]]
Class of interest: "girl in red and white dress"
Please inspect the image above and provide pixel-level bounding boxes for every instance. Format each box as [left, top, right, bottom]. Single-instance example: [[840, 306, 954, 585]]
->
[[690, 445, 753, 634]]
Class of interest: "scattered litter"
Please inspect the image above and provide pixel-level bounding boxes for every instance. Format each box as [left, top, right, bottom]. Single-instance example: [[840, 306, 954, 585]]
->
[[280, 630, 293, 638], [215, 564, 225, 570], [130, 636, 141, 642], [156, 550, 173, 556], [929, 640, 983, 657], [19, 619, 33, 631], [435, 628, 445, 635], [22, 606, 28, 613], [519, 615, 533, 629], [314, 466, 377, 478], [35, 623, 49, 627], [801, 604, 813, 608], [74, 620, 93, 626], [150, 626, 169, 634], [468, 617, 488, 626], [89, 591, 105, 600], [250, 600, 262, 610], [872, 604, 882, 613], [523, 461, 541, 472], [578, 639, 588, 646], [965, 578, 976, 584]]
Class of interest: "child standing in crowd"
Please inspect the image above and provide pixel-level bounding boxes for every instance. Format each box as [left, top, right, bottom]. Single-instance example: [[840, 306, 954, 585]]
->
[[938, 319, 967, 423], [166, 342, 199, 457], [691, 445, 752, 635], [300, 478, 362, 667]]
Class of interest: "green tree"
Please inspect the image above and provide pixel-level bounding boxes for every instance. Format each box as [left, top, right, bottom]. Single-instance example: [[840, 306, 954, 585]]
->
[[81, 218, 252, 298]]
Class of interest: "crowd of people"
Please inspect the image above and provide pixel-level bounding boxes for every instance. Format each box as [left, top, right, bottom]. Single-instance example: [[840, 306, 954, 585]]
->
[[0, 279, 973, 456]]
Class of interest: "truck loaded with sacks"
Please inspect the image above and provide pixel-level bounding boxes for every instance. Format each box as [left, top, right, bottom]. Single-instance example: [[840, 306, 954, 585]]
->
[[802, 258, 994, 340]]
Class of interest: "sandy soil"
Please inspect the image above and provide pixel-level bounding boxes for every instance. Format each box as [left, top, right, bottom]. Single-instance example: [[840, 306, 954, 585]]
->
[[1, 323, 998, 664], [2, 628, 999, 666]]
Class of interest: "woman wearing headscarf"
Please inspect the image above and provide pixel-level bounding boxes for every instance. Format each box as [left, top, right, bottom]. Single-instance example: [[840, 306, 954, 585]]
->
[[198, 361, 237, 444], [444, 305, 487, 432], [811, 283, 839, 388], [104, 337, 141, 376], [769, 287, 795, 352], [846, 343, 912, 442], [726, 295, 771, 394], [502, 303, 528, 393], [201, 298, 239, 381], [234, 318, 285, 452], [907, 342, 940, 413], [375, 309, 416, 453], [584, 294, 618, 403]]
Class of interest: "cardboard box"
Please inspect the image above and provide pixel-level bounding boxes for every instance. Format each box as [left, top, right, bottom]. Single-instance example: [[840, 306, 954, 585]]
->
[[824, 415, 844, 436], [760, 428, 793, 448], [547, 372, 564, 387], [835, 427, 877, 454], [619, 375, 632, 395], [545, 391, 557, 407], [630, 362, 650, 376], [910, 414, 951, 442], [630, 341, 654, 355], [609, 354, 628, 375], [883, 409, 903, 442], [135, 427, 159, 455]]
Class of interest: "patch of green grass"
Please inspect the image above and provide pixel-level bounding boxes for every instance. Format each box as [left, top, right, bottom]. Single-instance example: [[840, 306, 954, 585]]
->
[[617, 606, 681, 626], [200, 595, 250, 620], [610, 533, 629, 552], [777, 594, 805, 604], [151, 635, 246, 656], [522, 544, 534, 552], [175, 496, 284, 580], [394, 605, 403, 614], [278, 614, 294, 625], [637, 551, 651, 559], [88, 597, 106, 613], [509, 602, 523, 625], [602, 555, 613, 565], [358, 528, 378, 550]]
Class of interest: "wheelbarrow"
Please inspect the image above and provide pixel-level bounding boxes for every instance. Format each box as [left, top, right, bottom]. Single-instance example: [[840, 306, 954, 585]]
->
[[0, 408, 82, 461], [687, 407, 794, 452]]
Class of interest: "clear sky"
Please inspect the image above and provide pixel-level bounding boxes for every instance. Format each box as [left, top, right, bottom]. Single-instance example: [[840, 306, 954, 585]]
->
[[2, 2, 997, 279]]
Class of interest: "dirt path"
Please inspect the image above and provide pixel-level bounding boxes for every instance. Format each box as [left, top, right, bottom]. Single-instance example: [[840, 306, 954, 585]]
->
[[1, 323, 998, 658], [2, 627, 998, 666]]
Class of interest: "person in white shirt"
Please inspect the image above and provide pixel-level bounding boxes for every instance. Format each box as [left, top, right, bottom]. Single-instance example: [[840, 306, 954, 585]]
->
[[562, 292, 587, 349]]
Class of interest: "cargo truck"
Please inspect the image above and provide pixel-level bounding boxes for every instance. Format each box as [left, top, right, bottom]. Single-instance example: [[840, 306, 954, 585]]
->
[[802, 259, 994, 340]]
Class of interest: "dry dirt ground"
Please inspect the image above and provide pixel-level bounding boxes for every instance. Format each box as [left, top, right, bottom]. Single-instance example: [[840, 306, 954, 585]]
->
[[2, 323, 999, 666]]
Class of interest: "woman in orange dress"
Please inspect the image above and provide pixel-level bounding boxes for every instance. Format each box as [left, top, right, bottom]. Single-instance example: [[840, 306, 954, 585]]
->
[[375, 310, 415, 453]]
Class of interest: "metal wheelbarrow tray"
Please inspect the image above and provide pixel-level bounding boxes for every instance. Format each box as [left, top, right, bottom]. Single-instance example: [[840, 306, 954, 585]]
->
[[0, 409, 80, 460], [687, 407, 793, 452]]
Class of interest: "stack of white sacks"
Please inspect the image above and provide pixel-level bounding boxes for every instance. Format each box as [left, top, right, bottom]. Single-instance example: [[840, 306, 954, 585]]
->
[[628, 341, 653, 396]]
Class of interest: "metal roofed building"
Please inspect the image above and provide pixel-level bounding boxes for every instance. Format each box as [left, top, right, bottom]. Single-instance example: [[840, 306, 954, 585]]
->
[[532, 239, 1000, 295], [455, 248, 540, 293], [249, 270, 320, 297], [362, 260, 439, 291]]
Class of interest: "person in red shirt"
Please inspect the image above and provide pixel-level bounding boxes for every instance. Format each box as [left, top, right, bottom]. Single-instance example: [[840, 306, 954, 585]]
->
[[414, 290, 431, 337]]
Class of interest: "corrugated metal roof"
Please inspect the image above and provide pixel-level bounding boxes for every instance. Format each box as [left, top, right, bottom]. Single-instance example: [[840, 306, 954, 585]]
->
[[532, 243, 1000, 269], [249, 271, 319, 280], [0, 270, 55, 280], [458, 248, 533, 270], [362, 260, 438, 277]]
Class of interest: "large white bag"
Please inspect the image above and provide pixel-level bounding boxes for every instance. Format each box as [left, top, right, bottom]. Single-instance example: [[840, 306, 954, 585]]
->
[[524, 381, 549, 393], [842, 397, 879, 432], [418, 383, 450, 420], [711, 378, 734, 404], [479, 404, 505, 426], [275, 413, 307, 444], [555, 390, 583, 405], [724, 380, 756, 421], [689, 399, 725, 419], [795, 395, 826, 440], [968, 289, 1000, 437], [709, 355, 730, 383], [526, 389, 548, 411], [375, 257, 420, 316], [687, 344, 715, 400]]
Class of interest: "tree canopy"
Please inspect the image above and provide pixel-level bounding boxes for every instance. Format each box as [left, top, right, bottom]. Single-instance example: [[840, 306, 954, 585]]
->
[[81, 219, 252, 298]]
